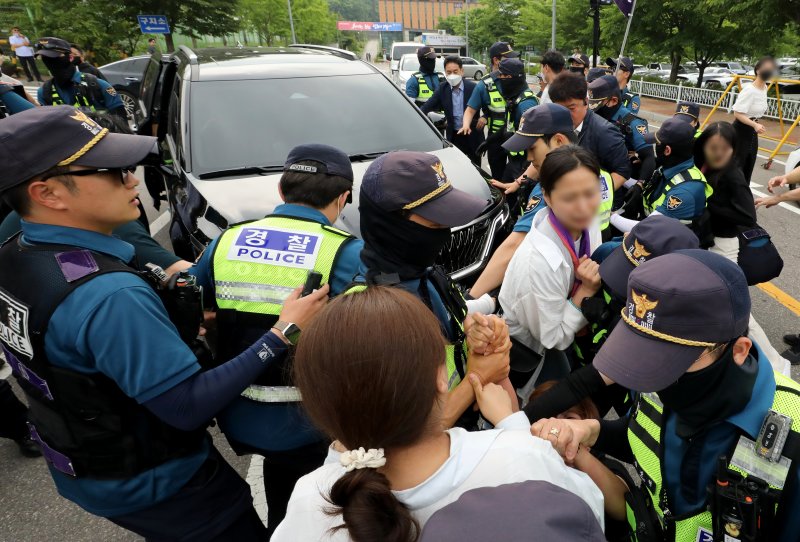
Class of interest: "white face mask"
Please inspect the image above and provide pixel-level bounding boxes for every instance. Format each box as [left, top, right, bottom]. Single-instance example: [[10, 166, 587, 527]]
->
[[446, 73, 462, 87]]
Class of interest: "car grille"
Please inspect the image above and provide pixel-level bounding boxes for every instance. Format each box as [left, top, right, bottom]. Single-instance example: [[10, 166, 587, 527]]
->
[[436, 192, 509, 281]]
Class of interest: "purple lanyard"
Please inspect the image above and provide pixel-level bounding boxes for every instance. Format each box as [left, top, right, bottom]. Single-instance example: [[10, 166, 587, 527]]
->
[[548, 212, 590, 295]]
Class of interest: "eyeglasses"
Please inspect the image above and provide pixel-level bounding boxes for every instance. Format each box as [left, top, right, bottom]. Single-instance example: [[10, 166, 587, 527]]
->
[[40, 167, 136, 184]]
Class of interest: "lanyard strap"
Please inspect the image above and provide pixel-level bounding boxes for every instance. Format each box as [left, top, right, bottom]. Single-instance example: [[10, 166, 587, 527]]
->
[[548, 212, 590, 296]]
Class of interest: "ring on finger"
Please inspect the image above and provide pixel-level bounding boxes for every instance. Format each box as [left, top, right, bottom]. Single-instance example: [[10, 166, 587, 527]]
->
[[548, 427, 561, 438]]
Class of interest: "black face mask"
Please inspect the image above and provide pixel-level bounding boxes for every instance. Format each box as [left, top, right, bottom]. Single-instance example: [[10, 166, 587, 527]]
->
[[359, 193, 451, 281], [758, 70, 775, 81], [655, 143, 692, 170], [71, 56, 82, 67], [419, 58, 436, 74], [569, 66, 584, 74], [594, 100, 620, 121], [43, 55, 75, 85], [657, 343, 758, 438], [501, 78, 527, 99]]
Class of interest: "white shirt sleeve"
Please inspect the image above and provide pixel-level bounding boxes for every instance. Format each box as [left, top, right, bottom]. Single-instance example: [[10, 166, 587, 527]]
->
[[732, 86, 755, 115], [610, 212, 639, 233], [495, 411, 531, 430], [515, 263, 587, 351]]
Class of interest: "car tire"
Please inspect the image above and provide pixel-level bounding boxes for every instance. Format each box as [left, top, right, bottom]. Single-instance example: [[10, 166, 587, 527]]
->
[[118, 90, 137, 122], [473, 70, 483, 80]]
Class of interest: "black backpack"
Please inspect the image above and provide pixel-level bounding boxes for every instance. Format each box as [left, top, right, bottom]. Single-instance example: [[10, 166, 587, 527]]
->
[[41, 73, 106, 108]]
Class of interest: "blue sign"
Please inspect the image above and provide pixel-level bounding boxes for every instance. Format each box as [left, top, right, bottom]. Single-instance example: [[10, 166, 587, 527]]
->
[[137, 15, 171, 34], [226, 227, 322, 270], [371, 22, 402, 31]]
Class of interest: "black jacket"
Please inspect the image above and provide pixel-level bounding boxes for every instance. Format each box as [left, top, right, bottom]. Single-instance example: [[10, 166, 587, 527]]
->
[[421, 79, 485, 149], [706, 165, 758, 238], [577, 110, 632, 179]]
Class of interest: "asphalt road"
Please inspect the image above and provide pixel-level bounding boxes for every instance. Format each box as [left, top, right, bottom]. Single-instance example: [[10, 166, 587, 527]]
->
[[1, 78, 799, 541]]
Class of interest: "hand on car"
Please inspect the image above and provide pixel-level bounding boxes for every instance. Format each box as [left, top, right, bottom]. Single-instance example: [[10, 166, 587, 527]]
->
[[468, 373, 513, 426], [767, 175, 789, 193], [278, 284, 329, 330], [490, 178, 521, 195], [458, 124, 472, 136], [530, 417, 601, 464]]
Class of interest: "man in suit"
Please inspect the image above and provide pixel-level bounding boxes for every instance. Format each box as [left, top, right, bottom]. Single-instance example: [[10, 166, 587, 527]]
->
[[422, 56, 485, 165]]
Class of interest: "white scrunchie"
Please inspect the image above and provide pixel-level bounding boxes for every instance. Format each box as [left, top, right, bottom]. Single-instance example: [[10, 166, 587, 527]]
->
[[339, 447, 386, 472]]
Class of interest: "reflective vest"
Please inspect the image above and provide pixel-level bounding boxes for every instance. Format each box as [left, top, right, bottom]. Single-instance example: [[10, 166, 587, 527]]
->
[[42, 73, 105, 112], [343, 280, 467, 392], [598, 169, 614, 231], [626, 371, 800, 541], [212, 215, 353, 402], [413, 72, 444, 103], [483, 74, 509, 134], [505, 89, 539, 158], [644, 166, 713, 221]]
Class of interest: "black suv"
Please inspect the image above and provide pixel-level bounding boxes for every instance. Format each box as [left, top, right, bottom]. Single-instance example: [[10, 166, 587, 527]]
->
[[137, 45, 510, 281]]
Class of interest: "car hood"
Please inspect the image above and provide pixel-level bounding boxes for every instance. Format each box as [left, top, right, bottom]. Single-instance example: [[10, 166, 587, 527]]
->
[[187, 146, 493, 239]]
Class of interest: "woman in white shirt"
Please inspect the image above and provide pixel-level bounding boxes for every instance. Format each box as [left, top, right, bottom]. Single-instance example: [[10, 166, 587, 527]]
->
[[732, 56, 776, 182], [273, 286, 604, 542], [499, 145, 603, 392]]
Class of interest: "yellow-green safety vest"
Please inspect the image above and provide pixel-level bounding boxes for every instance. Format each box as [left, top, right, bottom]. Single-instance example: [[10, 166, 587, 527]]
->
[[626, 371, 800, 541], [413, 72, 444, 103], [644, 166, 713, 222], [45, 73, 100, 111], [483, 74, 508, 134], [212, 215, 353, 402], [343, 281, 467, 391], [598, 169, 614, 231]]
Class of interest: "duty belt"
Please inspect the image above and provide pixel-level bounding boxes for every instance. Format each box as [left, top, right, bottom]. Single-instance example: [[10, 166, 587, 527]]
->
[[241, 385, 302, 403]]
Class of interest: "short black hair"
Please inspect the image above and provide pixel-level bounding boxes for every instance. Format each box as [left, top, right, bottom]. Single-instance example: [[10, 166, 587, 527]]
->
[[544, 131, 579, 146], [279, 160, 353, 209], [70, 43, 83, 53], [548, 72, 588, 104], [2, 167, 76, 216], [148, 38, 156, 43], [541, 50, 565, 73], [11, 27, 19, 31], [444, 55, 462, 69], [539, 145, 600, 195]]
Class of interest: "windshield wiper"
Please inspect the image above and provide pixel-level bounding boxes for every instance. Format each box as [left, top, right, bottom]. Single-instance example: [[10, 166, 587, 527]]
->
[[198, 165, 284, 180], [348, 151, 393, 162]]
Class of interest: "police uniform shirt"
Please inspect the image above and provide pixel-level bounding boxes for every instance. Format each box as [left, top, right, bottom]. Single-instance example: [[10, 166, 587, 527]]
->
[[661, 347, 800, 540], [653, 159, 708, 220], [191, 203, 363, 451], [273, 416, 605, 541], [37, 69, 124, 112], [406, 72, 443, 99], [611, 106, 650, 153], [0, 87, 34, 115], [512, 183, 547, 233], [578, 110, 632, 179], [622, 86, 641, 112], [17, 220, 209, 517], [466, 76, 503, 111]]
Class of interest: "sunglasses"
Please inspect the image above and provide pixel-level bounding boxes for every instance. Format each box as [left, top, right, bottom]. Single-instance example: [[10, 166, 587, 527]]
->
[[40, 167, 136, 184]]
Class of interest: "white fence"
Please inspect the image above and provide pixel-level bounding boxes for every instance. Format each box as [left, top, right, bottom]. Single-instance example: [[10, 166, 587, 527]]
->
[[629, 79, 800, 122]]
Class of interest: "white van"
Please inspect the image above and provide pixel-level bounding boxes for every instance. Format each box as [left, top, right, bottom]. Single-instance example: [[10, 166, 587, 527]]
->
[[390, 41, 421, 73]]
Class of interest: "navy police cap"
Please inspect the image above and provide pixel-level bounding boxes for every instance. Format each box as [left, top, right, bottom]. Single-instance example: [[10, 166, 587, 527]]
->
[[503, 103, 575, 153], [284, 143, 354, 182]]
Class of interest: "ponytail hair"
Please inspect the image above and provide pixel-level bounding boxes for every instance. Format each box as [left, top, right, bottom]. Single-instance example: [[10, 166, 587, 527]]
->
[[293, 286, 447, 542], [327, 469, 420, 542]]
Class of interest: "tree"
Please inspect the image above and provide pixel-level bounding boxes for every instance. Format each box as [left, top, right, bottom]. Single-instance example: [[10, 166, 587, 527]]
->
[[438, 0, 522, 57], [293, 0, 337, 44], [328, 0, 377, 21], [239, 0, 289, 46]]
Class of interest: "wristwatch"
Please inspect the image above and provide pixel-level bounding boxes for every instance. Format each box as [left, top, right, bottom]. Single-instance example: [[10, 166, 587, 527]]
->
[[272, 320, 301, 346]]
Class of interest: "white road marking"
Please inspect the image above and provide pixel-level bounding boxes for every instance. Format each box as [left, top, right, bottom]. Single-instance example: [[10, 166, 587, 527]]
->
[[247, 454, 269, 525], [149, 211, 171, 236]]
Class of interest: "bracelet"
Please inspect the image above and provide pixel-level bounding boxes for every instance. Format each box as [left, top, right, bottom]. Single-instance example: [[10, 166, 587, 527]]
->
[[270, 328, 291, 346]]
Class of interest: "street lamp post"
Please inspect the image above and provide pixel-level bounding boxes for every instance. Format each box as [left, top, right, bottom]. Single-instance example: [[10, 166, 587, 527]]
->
[[465, 0, 470, 58], [287, 0, 297, 43], [551, 0, 556, 50]]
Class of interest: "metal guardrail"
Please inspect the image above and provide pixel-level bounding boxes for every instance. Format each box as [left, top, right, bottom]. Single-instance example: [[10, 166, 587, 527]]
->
[[629, 79, 800, 122]]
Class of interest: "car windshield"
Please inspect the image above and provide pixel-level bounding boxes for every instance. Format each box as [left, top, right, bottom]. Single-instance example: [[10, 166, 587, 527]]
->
[[189, 74, 444, 177], [728, 63, 743, 70], [392, 45, 419, 61]]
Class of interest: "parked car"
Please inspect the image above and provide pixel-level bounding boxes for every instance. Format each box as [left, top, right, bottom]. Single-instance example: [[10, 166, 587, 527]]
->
[[644, 63, 686, 80], [99, 55, 151, 121], [703, 68, 736, 89], [460, 57, 487, 80], [138, 46, 510, 281], [395, 53, 446, 88], [712, 61, 747, 75]]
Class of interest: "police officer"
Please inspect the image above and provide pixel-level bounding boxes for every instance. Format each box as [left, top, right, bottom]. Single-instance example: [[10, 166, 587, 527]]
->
[[614, 117, 712, 239], [460, 41, 521, 180], [606, 56, 641, 113], [673, 100, 703, 138], [69, 44, 107, 80], [588, 75, 655, 182], [35, 37, 125, 119], [493, 58, 539, 186], [534, 250, 800, 541], [354, 151, 511, 429], [568, 53, 590, 76], [0, 106, 326, 540], [586, 67, 609, 83], [406, 46, 444, 107], [191, 143, 363, 537]]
